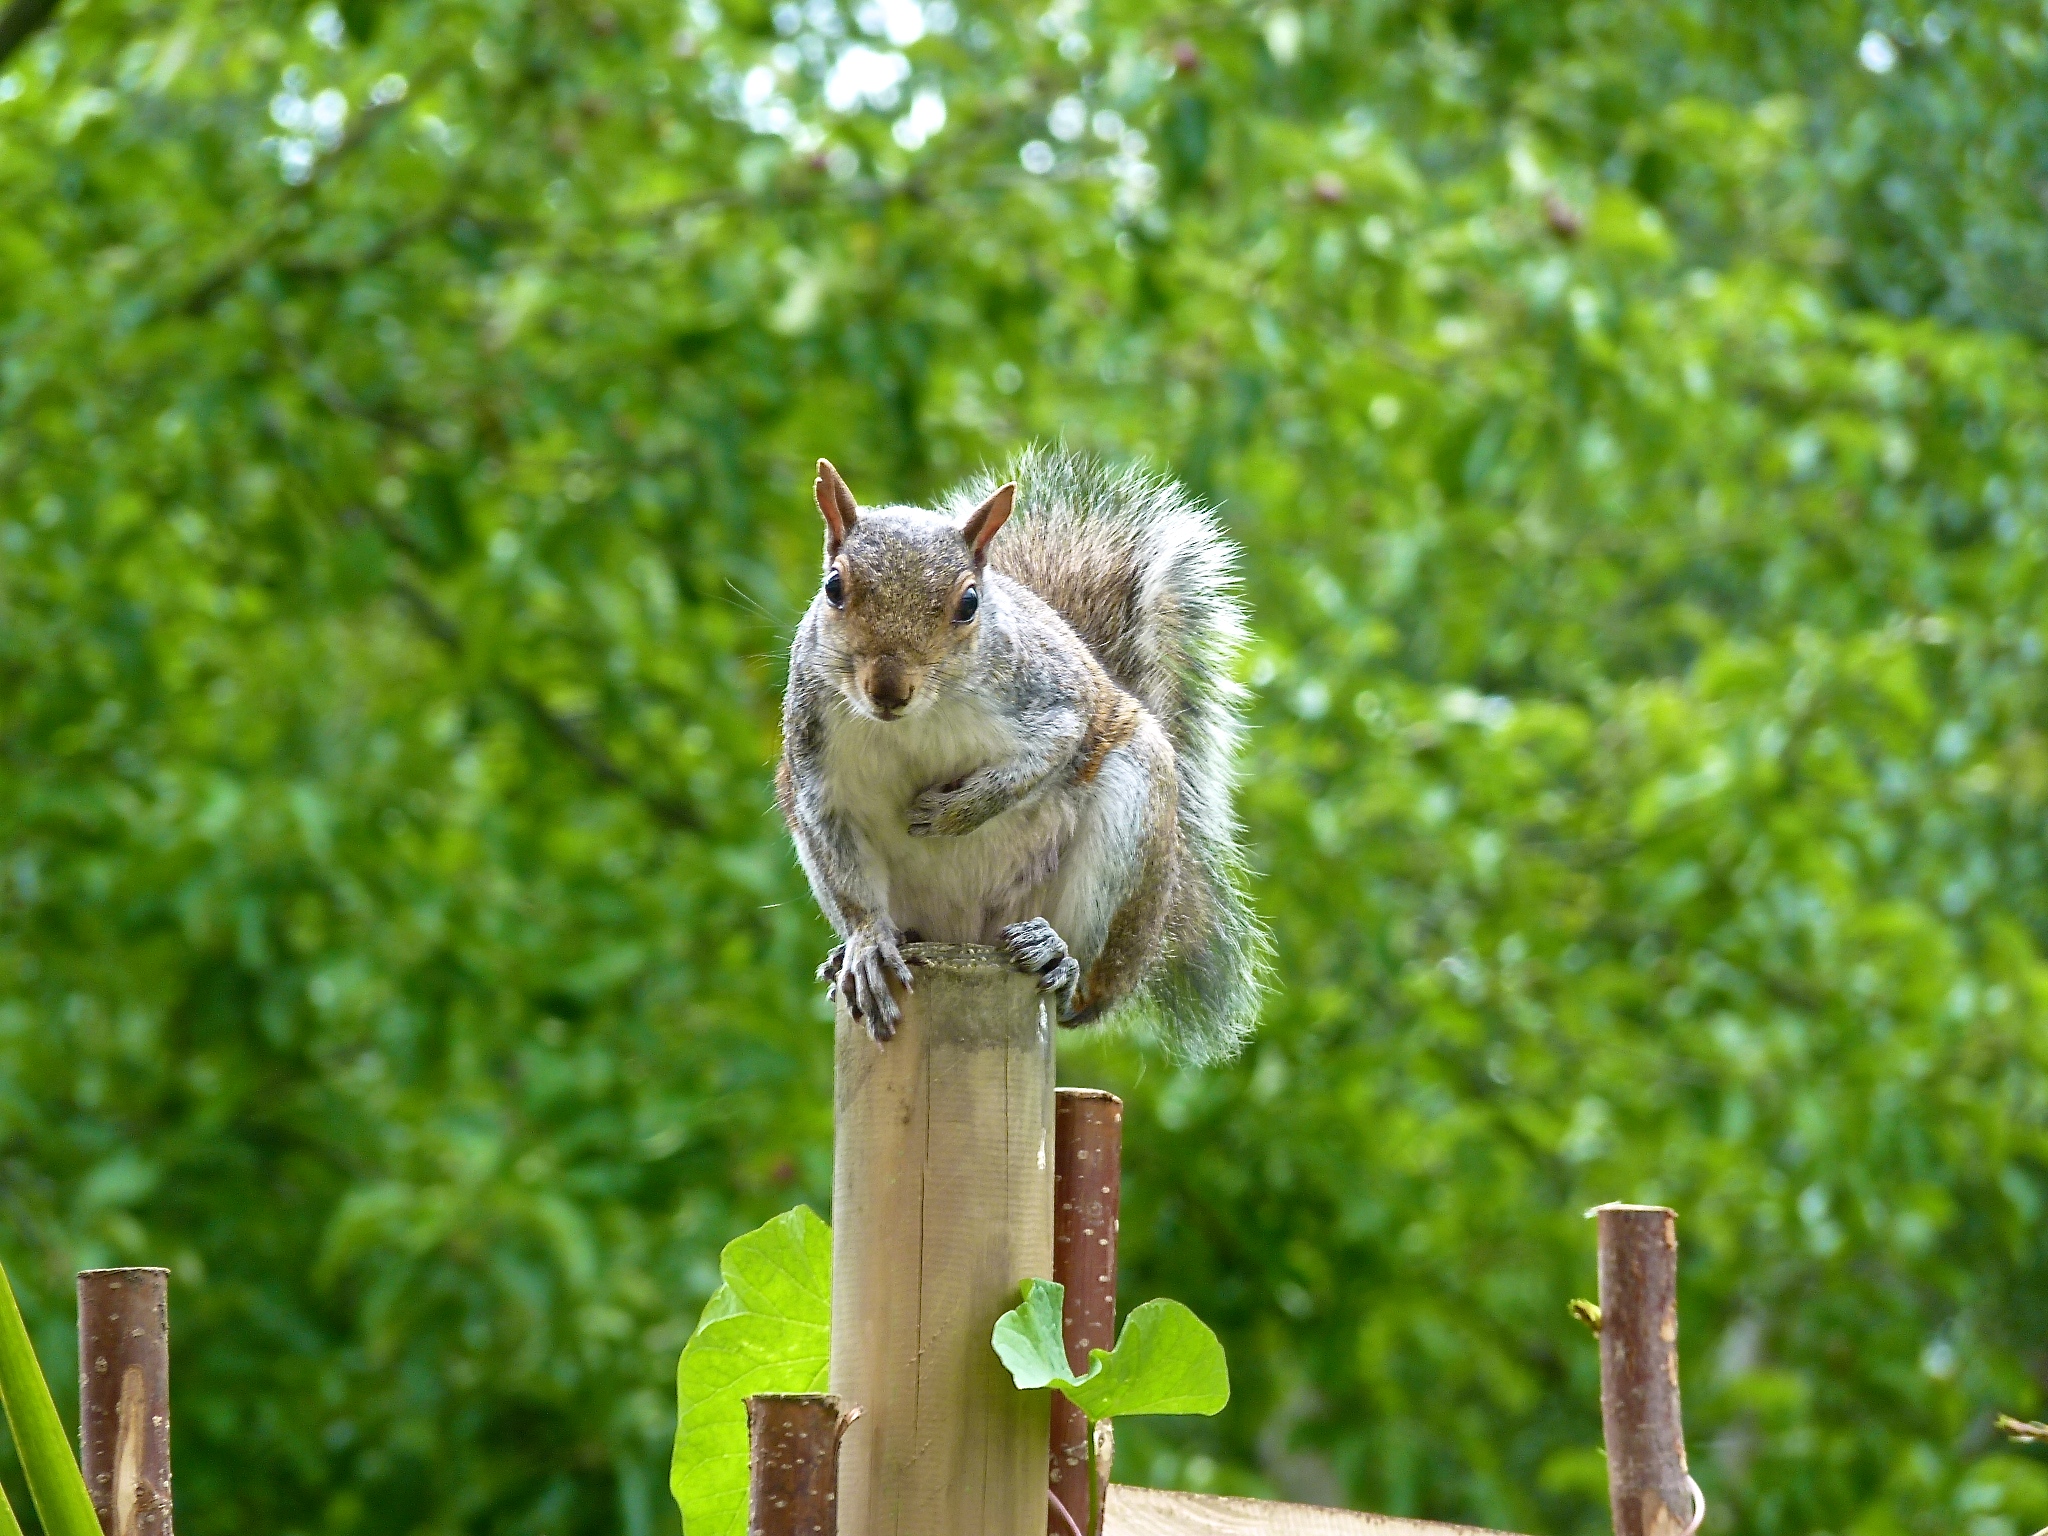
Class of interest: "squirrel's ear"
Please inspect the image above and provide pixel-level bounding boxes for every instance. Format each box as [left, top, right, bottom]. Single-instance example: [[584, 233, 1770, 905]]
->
[[815, 459, 859, 550], [962, 482, 1015, 563]]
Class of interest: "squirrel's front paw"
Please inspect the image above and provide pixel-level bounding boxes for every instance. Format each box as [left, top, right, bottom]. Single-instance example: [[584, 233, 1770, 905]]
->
[[908, 776, 995, 837], [816, 944, 846, 987], [837, 929, 915, 1042], [1000, 918, 1081, 1018]]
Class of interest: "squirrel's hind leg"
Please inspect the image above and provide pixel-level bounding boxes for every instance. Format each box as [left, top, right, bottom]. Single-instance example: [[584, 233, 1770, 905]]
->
[[1000, 918, 1082, 1019]]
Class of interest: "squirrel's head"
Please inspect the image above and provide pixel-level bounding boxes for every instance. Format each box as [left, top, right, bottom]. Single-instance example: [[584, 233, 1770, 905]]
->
[[807, 458, 1014, 722]]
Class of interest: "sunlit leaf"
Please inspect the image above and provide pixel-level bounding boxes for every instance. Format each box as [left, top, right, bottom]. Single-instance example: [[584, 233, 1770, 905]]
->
[[670, 1207, 833, 1536]]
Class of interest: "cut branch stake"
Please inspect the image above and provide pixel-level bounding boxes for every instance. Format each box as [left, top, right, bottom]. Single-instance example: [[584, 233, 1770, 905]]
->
[[1592, 1205, 1692, 1536], [746, 1393, 858, 1536], [1049, 1089, 1121, 1536], [76, 1268, 172, 1536]]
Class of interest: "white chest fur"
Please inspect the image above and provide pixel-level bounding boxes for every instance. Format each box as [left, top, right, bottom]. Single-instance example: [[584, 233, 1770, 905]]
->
[[818, 695, 1076, 944]]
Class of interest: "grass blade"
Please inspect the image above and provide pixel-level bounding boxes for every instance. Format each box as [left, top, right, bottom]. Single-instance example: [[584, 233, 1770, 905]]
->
[[0, 1257, 101, 1536]]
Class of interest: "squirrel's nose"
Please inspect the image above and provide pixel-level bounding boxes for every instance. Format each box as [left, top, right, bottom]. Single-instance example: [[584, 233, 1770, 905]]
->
[[864, 659, 914, 717], [869, 678, 914, 716]]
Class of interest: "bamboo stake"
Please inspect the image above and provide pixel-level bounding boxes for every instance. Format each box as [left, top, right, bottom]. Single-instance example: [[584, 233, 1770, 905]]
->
[[1591, 1205, 1696, 1536], [746, 1394, 858, 1536], [75, 1270, 171, 1536], [1049, 1089, 1121, 1536], [829, 943, 1056, 1536]]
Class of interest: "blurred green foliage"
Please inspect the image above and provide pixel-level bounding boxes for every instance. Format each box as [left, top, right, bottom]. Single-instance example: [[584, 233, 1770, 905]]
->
[[4, 0, 2048, 1533]]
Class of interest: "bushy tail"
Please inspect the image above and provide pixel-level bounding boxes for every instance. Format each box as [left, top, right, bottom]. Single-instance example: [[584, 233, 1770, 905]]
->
[[951, 446, 1269, 1061]]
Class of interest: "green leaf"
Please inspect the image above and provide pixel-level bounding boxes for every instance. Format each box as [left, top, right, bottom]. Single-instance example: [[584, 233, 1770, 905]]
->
[[1067, 1300, 1232, 1419], [989, 1275, 1075, 1389], [670, 1207, 833, 1536], [991, 1279, 1230, 1421], [0, 1258, 102, 1536]]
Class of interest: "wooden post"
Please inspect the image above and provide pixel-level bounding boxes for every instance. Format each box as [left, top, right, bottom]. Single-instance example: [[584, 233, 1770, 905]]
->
[[746, 1393, 858, 1536], [1592, 1205, 1695, 1536], [1049, 1089, 1121, 1536], [830, 944, 1055, 1536], [76, 1268, 171, 1536]]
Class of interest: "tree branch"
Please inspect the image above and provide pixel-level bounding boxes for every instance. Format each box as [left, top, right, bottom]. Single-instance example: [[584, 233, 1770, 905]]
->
[[0, 0, 62, 71], [384, 570, 703, 834], [177, 53, 460, 317]]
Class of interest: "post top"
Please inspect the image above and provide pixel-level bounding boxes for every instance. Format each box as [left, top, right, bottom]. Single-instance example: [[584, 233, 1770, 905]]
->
[[1585, 1203, 1677, 1218], [900, 941, 1011, 974], [1056, 1086, 1122, 1107], [745, 1391, 860, 1417]]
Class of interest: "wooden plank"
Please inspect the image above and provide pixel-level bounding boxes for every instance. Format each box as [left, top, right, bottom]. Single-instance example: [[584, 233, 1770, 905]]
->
[[829, 943, 1055, 1536], [1102, 1486, 1527, 1536]]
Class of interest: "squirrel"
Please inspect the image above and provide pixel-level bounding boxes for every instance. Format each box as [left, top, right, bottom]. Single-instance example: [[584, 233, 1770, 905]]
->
[[777, 446, 1266, 1062]]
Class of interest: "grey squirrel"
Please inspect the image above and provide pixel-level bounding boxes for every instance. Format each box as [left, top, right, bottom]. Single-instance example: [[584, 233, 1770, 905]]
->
[[777, 446, 1266, 1062]]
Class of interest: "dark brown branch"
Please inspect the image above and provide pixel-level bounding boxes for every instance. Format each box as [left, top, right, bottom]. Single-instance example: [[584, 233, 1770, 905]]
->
[[0, 0, 61, 71], [1593, 1204, 1693, 1536], [77, 1268, 172, 1536], [745, 1394, 857, 1536], [1050, 1089, 1121, 1536]]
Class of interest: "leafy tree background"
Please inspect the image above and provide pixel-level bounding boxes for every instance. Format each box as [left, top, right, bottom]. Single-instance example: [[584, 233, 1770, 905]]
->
[[5, 0, 2048, 1532]]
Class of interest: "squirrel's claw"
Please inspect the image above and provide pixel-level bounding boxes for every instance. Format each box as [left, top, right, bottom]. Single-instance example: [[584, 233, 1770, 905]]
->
[[908, 775, 993, 837], [816, 944, 846, 988], [837, 930, 914, 1043], [1000, 918, 1082, 1018]]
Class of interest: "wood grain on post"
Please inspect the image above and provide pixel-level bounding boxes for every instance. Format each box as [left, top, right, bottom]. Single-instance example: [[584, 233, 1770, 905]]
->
[[76, 1268, 171, 1536], [1050, 1088, 1122, 1535], [830, 943, 1055, 1536], [1592, 1204, 1691, 1536], [1101, 1486, 1529, 1536], [746, 1393, 858, 1536]]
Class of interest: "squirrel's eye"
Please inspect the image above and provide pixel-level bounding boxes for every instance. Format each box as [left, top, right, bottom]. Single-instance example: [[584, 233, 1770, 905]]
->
[[824, 568, 845, 608], [954, 584, 979, 623]]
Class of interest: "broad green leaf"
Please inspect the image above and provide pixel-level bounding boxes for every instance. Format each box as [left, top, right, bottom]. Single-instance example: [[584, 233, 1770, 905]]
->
[[1065, 1300, 1231, 1419], [670, 1207, 833, 1536], [0, 1258, 101, 1536], [990, 1276, 1075, 1390], [991, 1279, 1229, 1421]]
